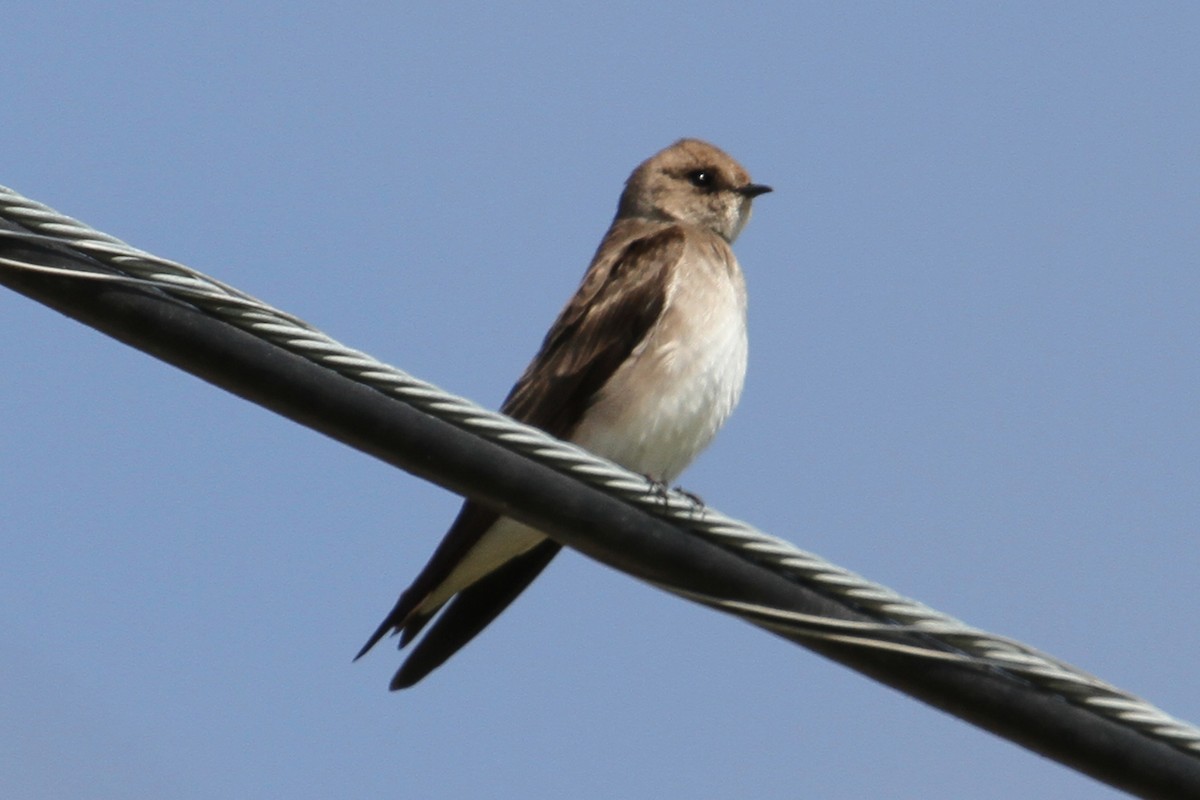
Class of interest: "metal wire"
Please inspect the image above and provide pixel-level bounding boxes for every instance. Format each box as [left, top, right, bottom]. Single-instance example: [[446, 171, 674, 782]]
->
[[2, 182, 1198, 760]]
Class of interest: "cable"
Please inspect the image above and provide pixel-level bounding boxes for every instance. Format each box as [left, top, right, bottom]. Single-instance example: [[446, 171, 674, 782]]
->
[[2, 184, 1198, 797]]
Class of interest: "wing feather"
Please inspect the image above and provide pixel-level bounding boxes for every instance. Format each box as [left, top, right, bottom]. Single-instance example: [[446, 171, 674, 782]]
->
[[356, 224, 686, 683]]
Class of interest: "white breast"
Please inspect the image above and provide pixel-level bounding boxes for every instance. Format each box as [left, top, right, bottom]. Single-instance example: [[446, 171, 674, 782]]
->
[[423, 242, 748, 610], [571, 243, 748, 482]]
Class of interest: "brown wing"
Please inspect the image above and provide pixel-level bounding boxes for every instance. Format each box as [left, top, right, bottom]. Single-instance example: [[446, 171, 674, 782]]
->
[[501, 223, 685, 435], [357, 225, 685, 686]]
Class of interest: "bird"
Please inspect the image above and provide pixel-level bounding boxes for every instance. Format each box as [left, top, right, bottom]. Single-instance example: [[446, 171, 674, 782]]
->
[[356, 138, 771, 689]]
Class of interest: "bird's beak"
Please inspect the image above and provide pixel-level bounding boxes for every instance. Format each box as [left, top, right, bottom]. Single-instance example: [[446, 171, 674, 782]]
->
[[738, 183, 773, 198]]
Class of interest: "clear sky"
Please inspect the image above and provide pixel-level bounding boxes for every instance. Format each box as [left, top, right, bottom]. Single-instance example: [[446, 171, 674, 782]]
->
[[2, 4, 1197, 798]]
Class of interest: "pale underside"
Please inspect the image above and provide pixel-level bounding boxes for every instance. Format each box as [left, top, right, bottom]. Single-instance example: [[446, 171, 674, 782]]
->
[[419, 239, 749, 613]]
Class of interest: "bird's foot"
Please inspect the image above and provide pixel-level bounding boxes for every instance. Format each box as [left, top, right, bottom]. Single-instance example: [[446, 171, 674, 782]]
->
[[641, 475, 706, 515], [673, 486, 705, 508]]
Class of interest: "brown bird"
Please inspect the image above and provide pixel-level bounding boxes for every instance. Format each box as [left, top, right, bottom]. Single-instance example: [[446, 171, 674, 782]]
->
[[357, 139, 771, 689]]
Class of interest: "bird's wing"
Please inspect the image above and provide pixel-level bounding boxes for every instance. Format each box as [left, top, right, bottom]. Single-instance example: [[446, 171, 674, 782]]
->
[[356, 226, 685, 687]]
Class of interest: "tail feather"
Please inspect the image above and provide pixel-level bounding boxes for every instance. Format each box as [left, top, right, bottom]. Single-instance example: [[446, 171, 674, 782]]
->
[[389, 539, 561, 690], [355, 502, 502, 662], [354, 586, 431, 661]]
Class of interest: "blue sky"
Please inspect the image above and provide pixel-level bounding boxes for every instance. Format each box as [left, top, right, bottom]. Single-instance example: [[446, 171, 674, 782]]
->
[[2, 4, 1198, 798]]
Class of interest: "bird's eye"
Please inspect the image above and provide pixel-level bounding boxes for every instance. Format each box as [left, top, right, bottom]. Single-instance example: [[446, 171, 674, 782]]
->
[[687, 169, 716, 189]]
